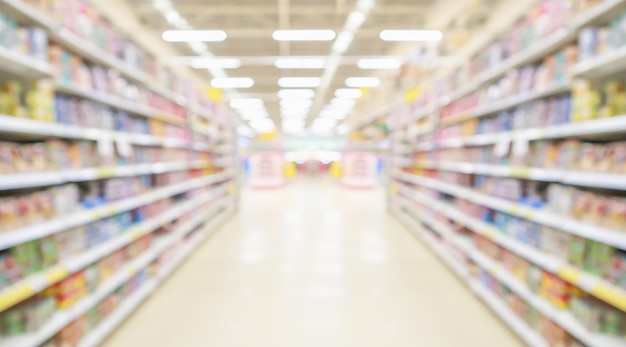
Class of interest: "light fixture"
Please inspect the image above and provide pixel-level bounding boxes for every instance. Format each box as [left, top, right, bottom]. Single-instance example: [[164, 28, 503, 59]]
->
[[345, 77, 380, 88], [379, 30, 443, 42], [320, 110, 348, 120], [273, 30, 336, 41], [241, 112, 269, 120], [162, 30, 227, 42], [191, 58, 241, 69], [249, 119, 275, 130], [280, 99, 314, 109], [312, 118, 338, 128], [357, 58, 402, 70], [278, 89, 315, 99], [345, 11, 366, 31], [335, 88, 363, 98], [282, 119, 305, 127], [281, 113, 308, 119], [336, 124, 349, 135], [330, 98, 356, 107], [332, 31, 354, 53], [275, 58, 326, 69], [211, 77, 254, 89], [278, 77, 322, 88], [229, 98, 264, 108]]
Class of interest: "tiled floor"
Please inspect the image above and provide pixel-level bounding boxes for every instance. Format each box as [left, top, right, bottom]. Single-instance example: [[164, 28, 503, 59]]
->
[[103, 178, 524, 347]]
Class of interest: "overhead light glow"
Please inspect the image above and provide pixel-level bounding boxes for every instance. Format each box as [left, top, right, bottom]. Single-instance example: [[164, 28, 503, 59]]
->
[[336, 124, 349, 135], [357, 58, 402, 70], [249, 119, 275, 130], [241, 112, 269, 120], [275, 58, 326, 69], [280, 99, 314, 109], [230, 98, 264, 109], [320, 110, 348, 120], [312, 118, 338, 128], [273, 30, 336, 41], [237, 125, 255, 137], [379, 30, 443, 42], [345, 11, 366, 31], [191, 58, 241, 69], [278, 77, 322, 88], [278, 89, 315, 99], [330, 98, 356, 107], [211, 77, 254, 89], [335, 88, 363, 99], [332, 31, 354, 53], [162, 30, 227, 42], [281, 113, 308, 119], [345, 77, 380, 88], [282, 119, 305, 127]]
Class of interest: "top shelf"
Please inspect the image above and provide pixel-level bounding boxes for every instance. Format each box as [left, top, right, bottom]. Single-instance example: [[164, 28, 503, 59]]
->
[[0, 0, 187, 106], [438, 0, 626, 107]]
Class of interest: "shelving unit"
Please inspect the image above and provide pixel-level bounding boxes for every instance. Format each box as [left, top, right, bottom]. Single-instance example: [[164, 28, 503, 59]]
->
[[0, 0, 238, 345], [386, 0, 626, 346]]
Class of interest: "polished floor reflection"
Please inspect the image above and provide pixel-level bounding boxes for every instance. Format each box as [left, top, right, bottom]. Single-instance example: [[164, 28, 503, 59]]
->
[[103, 178, 524, 347]]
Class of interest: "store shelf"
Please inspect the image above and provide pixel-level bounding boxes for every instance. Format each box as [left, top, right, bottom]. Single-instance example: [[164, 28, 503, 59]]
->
[[397, 182, 626, 313], [0, 160, 210, 191], [435, 115, 626, 149], [0, 115, 193, 148], [392, 206, 548, 347], [0, 0, 187, 105], [394, 171, 626, 250], [0, 188, 228, 313], [0, 200, 230, 347], [441, 82, 572, 126], [0, 170, 233, 251], [573, 45, 626, 78], [398, 194, 626, 347], [0, 45, 56, 78], [54, 83, 186, 126], [437, 0, 626, 107], [76, 206, 234, 347], [415, 160, 626, 191]]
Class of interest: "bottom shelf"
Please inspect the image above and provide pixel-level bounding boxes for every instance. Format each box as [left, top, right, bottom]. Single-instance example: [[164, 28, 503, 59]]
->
[[77, 206, 235, 347], [392, 207, 549, 347]]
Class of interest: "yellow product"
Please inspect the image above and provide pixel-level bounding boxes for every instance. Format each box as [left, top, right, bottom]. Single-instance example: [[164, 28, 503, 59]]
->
[[0, 81, 23, 117], [572, 79, 600, 122]]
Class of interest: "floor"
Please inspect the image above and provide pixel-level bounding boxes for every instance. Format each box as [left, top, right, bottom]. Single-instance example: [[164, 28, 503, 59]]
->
[[103, 178, 524, 347]]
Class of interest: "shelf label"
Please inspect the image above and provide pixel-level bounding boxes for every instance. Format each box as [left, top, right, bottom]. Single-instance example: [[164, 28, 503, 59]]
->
[[95, 167, 118, 179], [0, 285, 36, 312], [591, 285, 626, 312], [45, 267, 70, 285], [509, 167, 531, 179]]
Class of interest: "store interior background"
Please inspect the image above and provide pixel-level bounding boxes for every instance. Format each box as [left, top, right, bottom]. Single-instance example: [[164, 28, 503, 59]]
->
[[2, 0, 626, 346]]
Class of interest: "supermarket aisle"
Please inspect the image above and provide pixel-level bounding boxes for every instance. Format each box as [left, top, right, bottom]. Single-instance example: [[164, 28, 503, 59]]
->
[[102, 178, 523, 347]]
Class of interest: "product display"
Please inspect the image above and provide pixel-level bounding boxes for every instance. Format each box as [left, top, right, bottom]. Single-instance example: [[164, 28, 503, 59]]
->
[[391, 1, 626, 346], [0, 0, 236, 345]]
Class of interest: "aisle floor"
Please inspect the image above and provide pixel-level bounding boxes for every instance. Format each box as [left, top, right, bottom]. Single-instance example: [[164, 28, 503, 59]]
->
[[103, 178, 524, 347]]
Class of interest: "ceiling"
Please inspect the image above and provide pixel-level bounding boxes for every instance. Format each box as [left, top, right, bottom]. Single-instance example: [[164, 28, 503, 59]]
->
[[118, 0, 528, 134]]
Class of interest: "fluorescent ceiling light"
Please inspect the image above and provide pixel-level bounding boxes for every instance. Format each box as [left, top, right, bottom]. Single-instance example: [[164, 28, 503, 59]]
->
[[273, 30, 336, 41], [249, 119, 275, 129], [336, 124, 349, 135], [357, 58, 402, 70], [330, 98, 356, 107], [278, 77, 321, 88], [241, 112, 269, 120], [335, 88, 363, 99], [282, 119, 305, 127], [332, 31, 354, 53], [380, 30, 443, 42], [345, 77, 380, 88], [320, 110, 348, 120], [230, 98, 264, 108], [357, 0, 375, 12], [237, 125, 255, 137], [280, 99, 314, 109], [345, 11, 366, 31], [191, 58, 241, 69], [278, 89, 315, 99], [162, 30, 227, 42], [275, 58, 326, 69], [211, 77, 254, 89], [312, 118, 338, 128]]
